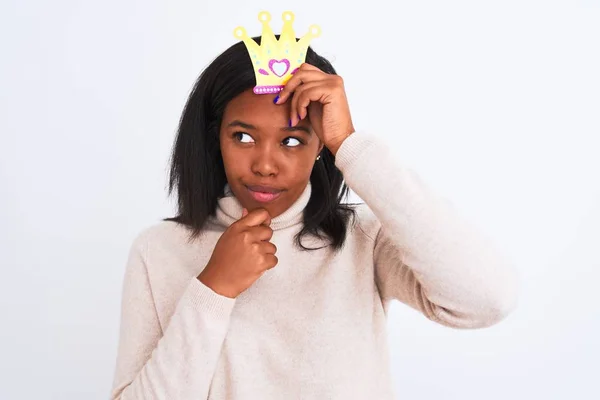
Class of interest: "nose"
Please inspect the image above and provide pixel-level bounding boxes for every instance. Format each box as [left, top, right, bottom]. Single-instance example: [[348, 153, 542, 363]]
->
[[251, 145, 279, 177]]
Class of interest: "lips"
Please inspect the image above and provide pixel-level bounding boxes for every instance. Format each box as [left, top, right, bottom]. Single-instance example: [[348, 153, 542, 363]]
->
[[246, 185, 284, 203], [246, 185, 283, 194]]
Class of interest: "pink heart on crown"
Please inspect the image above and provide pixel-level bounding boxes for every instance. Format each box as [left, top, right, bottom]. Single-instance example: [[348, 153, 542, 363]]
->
[[269, 59, 290, 77]]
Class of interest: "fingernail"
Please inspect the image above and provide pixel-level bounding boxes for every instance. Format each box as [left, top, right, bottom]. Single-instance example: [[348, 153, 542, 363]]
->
[[298, 113, 302, 121], [273, 95, 279, 104], [289, 118, 293, 127]]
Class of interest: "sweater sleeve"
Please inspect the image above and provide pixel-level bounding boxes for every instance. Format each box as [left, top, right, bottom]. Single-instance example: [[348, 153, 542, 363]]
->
[[334, 131, 519, 329], [110, 232, 236, 399]]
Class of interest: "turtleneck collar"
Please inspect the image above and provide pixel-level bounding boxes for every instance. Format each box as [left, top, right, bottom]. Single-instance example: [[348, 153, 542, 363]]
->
[[211, 182, 312, 230]]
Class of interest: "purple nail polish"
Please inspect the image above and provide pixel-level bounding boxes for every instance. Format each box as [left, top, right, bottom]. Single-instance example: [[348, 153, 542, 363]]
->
[[289, 119, 292, 127], [273, 95, 279, 104], [298, 113, 302, 121]]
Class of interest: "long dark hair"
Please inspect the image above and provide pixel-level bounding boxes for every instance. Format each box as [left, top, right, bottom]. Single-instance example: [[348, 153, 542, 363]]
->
[[166, 37, 357, 251]]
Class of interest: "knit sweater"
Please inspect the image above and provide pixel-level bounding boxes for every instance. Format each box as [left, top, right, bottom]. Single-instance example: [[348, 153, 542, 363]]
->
[[110, 131, 518, 400]]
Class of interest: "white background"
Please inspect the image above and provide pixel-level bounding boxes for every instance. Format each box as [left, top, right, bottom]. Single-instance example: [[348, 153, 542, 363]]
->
[[1, 0, 599, 399]]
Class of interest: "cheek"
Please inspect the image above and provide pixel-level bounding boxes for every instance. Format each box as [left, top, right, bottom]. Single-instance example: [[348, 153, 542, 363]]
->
[[285, 150, 319, 177], [220, 143, 242, 176], [287, 152, 316, 179]]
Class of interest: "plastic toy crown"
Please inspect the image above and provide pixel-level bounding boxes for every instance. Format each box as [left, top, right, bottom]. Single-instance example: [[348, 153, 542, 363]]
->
[[234, 11, 321, 95]]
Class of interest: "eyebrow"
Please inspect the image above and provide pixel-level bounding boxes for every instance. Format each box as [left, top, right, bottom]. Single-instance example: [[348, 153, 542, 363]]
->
[[227, 120, 312, 136]]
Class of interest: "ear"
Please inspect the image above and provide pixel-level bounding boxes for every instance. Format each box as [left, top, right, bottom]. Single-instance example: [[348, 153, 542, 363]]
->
[[317, 142, 324, 156]]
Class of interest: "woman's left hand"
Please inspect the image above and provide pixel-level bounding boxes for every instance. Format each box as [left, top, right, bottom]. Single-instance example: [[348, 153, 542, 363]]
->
[[274, 63, 355, 156]]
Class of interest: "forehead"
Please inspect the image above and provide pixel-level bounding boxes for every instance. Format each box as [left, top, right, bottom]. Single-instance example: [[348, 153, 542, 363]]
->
[[222, 89, 288, 125]]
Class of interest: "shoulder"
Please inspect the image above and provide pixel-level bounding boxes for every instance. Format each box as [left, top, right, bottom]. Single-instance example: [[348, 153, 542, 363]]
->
[[129, 220, 197, 255], [127, 220, 215, 279], [348, 202, 382, 243]]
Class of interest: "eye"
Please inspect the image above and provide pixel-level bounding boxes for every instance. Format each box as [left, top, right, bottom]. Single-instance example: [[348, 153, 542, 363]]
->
[[282, 137, 303, 147], [233, 132, 254, 143]]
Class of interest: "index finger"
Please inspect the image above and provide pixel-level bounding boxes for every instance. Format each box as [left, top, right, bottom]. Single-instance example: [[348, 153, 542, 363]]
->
[[238, 207, 272, 228], [275, 67, 325, 104]]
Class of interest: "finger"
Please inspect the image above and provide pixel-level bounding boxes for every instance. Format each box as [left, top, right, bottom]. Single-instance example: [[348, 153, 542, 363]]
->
[[260, 241, 277, 255], [292, 82, 336, 126], [276, 70, 326, 105], [297, 62, 322, 72], [265, 254, 278, 269], [290, 81, 322, 126], [238, 208, 271, 227], [249, 225, 274, 242], [242, 208, 248, 218]]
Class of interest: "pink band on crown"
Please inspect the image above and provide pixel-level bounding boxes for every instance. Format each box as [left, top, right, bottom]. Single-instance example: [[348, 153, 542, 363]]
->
[[253, 85, 284, 94]]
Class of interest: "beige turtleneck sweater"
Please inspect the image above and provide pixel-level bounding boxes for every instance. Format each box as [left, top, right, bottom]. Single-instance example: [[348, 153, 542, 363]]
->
[[110, 131, 518, 400]]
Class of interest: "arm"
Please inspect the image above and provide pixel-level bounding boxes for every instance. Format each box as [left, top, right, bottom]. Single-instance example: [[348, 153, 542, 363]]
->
[[110, 232, 236, 399], [335, 131, 519, 329]]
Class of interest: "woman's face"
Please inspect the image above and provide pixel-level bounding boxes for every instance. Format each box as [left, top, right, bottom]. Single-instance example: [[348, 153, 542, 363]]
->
[[219, 89, 323, 218]]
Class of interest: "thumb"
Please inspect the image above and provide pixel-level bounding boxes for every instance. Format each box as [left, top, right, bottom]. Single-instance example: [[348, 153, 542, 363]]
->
[[241, 208, 248, 218]]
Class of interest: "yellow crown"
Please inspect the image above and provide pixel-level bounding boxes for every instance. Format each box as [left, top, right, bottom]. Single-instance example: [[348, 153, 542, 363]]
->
[[234, 11, 321, 94]]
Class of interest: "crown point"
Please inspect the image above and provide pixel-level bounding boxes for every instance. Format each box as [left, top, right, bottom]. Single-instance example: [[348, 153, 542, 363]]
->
[[233, 27, 246, 39], [282, 11, 295, 22], [258, 11, 271, 23], [309, 25, 321, 37]]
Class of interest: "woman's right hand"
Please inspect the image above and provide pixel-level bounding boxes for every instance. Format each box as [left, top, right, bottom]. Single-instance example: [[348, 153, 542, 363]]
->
[[198, 207, 277, 298]]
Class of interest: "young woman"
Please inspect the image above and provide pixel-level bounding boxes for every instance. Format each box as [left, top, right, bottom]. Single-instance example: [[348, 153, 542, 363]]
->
[[110, 34, 518, 400]]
